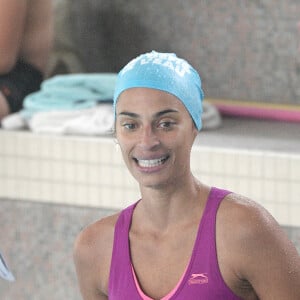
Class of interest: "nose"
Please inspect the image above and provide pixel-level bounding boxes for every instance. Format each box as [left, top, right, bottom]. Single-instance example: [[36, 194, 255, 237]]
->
[[138, 125, 160, 150]]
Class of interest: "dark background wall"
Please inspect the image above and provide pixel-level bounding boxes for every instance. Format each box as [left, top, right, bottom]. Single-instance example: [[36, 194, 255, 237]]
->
[[52, 0, 300, 105]]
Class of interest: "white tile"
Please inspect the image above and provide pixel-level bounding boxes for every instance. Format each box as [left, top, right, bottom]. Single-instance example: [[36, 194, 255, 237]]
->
[[111, 147, 125, 165], [39, 160, 53, 180], [221, 176, 235, 191], [112, 167, 128, 187], [10, 134, 23, 157], [262, 154, 278, 179], [1, 134, 15, 155], [86, 141, 102, 163], [273, 155, 291, 180], [58, 183, 77, 204], [0, 178, 16, 197], [39, 135, 54, 159], [100, 186, 117, 208], [211, 174, 227, 189], [112, 187, 129, 208], [49, 160, 68, 182], [289, 204, 300, 227], [17, 180, 40, 201], [290, 182, 300, 204], [274, 181, 290, 203], [16, 157, 32, 178], [74, 163, 89, 184], [72, 184, 89, 206], [63, 162, 78, 183], [99, 141, 115, 163], [248, 179, 264, 201], [58, 137, 75, 161], [235, 153, 251, 177], [273, 203, 291, 226], [26, 159, 42, 179], [236, 177, 252, 198], [86, 165, 102, 185], [290, 157, 300, 181], [248, 154, 264, 178], [198, 174, 213, 186], [72, 139, 88, 162], [191, 149, 211, 173], [49, 138, 65, 160], [262, 180, 276, 204], [50, 182, 66, 204], [210, 152, 226, 175], [223, 152, 239, 176], [39, 182, 54, 201], [24, 135, 40, 157], [87, 186, 102, 207], [0, 156, 15, 177]]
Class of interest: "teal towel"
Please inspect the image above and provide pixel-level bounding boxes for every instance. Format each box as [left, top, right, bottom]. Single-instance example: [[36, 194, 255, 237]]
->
[[21, 73, 117, 119]]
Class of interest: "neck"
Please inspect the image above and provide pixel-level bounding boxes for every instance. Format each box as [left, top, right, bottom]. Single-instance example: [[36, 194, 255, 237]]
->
[[135, 177, 209, 232]]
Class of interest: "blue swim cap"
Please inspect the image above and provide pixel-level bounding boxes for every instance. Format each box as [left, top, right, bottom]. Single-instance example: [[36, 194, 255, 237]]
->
[[113, 51, 204, 130]]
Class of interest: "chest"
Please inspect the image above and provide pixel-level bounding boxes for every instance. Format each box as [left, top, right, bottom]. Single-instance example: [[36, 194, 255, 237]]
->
[[129, 225, 198, 299], [108, 195, 247, 299]]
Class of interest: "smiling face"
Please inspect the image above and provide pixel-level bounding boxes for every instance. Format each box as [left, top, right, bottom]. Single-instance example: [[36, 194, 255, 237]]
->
[[115, 87, 198, 190]]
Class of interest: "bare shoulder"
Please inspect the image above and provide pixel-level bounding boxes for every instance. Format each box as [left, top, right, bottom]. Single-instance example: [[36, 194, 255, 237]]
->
[[74, 212, 120, 266], [217, 192, 298, 259], [217, 192, 300, 299], [74, 212, 120, 250], [218, 192, 279, 235], [73, 212, 120, 298]]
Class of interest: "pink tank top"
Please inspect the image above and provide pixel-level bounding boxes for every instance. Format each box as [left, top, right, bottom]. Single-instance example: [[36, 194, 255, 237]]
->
[[108, 187, 242, 299]]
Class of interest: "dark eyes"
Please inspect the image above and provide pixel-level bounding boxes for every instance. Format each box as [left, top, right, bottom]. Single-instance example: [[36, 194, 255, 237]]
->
[[122, 123, 137, 130], [120, 119, 176, 131], [158, 121, 175, 129]]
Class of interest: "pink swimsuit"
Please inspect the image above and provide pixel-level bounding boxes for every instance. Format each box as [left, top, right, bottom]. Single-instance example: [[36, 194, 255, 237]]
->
[[108, 187, 242, 299]]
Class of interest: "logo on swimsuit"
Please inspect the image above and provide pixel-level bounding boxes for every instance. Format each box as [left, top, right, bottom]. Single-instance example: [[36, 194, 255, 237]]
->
[[188, 273, 209, 285]]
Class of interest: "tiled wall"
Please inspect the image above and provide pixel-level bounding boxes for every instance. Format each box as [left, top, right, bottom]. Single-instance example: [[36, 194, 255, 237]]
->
[[1, 130, 299, 227], [0, 131, 139, 209], [191, 146, 300, 227]]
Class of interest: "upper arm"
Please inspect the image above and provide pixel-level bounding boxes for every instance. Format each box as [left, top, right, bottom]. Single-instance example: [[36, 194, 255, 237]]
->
[[231, 200, 300, 299], [0, 0, 28, 71], [73, 215, 118, 300], [73, 232, 107, 300]]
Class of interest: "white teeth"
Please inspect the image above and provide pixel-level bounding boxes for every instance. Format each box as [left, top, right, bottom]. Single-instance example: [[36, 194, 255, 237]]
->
[[137, 156, 167, 168]]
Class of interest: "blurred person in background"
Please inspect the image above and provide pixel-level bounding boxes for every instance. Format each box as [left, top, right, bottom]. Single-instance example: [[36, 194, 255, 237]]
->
[[0, 0, 53, 121]]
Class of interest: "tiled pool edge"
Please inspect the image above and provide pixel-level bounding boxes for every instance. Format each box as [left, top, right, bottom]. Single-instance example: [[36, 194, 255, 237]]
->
[[0, 130, 299, 227]]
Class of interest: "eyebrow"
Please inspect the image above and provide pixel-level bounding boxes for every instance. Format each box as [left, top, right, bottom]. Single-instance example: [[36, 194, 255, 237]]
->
[[118, 109, 179, 119]]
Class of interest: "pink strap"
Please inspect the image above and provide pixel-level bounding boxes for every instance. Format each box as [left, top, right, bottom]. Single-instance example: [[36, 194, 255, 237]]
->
[[131, 264, 187, 300]]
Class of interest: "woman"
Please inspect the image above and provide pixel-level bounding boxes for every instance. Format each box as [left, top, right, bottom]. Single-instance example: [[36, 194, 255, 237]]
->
[[74, 51, 300, 299]]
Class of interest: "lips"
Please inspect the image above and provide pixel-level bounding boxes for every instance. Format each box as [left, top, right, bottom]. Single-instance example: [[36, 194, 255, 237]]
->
[[134, 155, 169, 168]]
